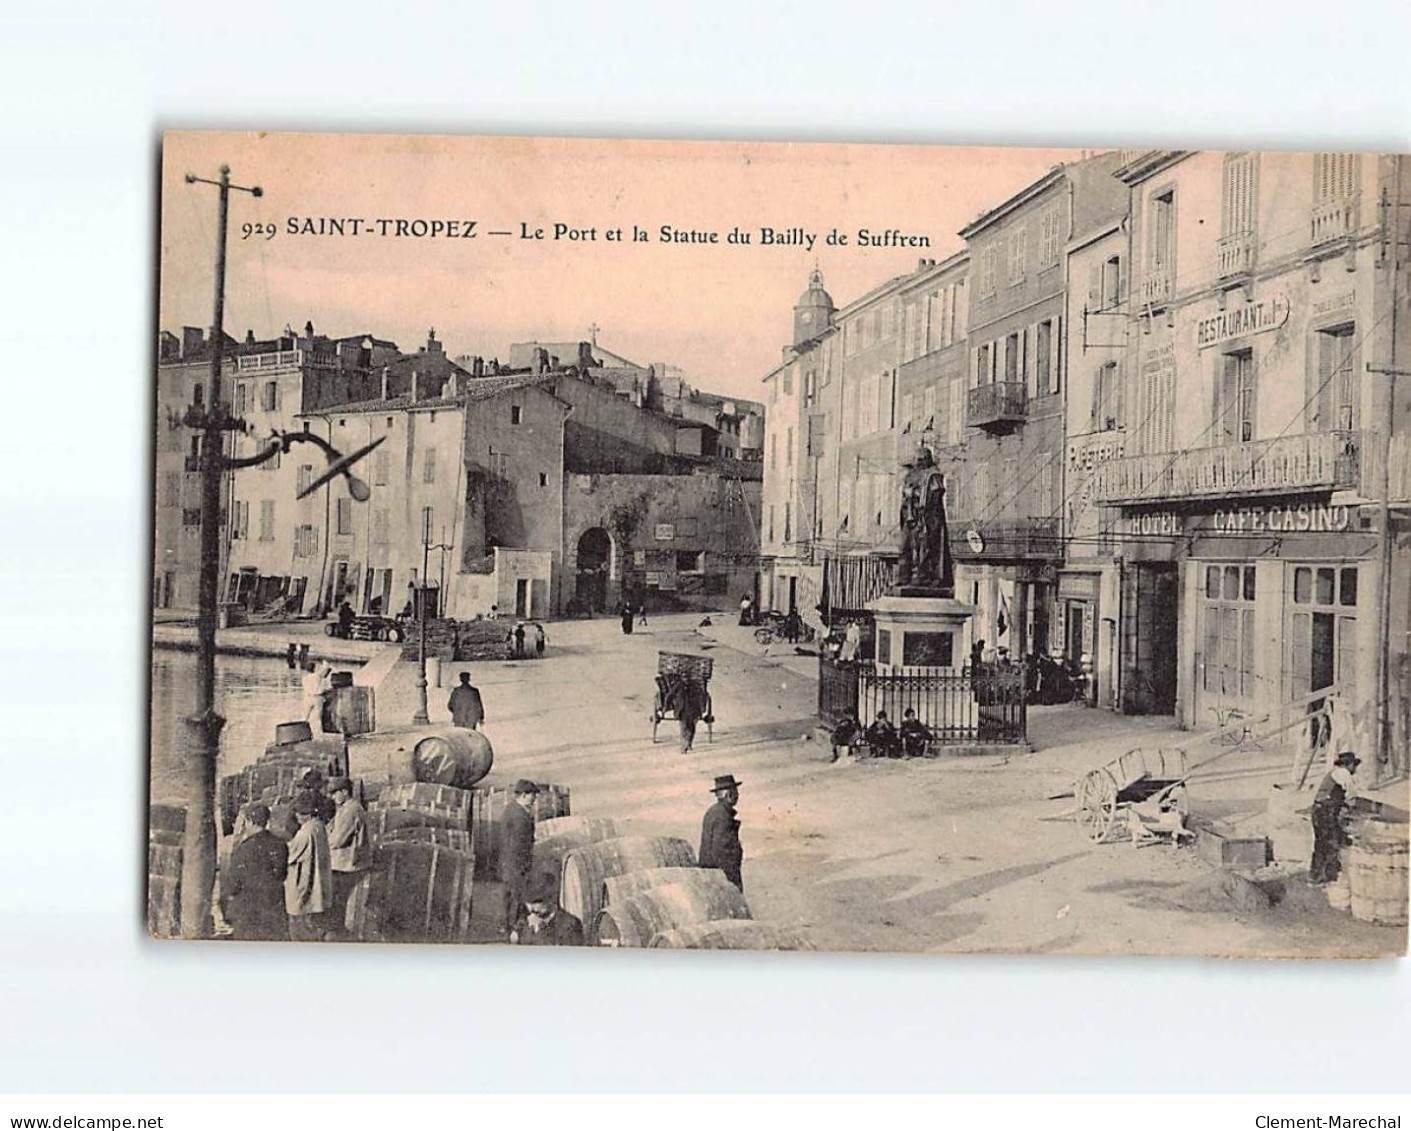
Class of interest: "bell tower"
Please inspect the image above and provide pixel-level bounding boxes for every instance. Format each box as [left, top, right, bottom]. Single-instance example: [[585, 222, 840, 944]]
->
[[793, 267, 835, 347]]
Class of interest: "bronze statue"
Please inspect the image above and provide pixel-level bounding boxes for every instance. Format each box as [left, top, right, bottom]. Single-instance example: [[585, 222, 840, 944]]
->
[[897, 443, 954, 595]]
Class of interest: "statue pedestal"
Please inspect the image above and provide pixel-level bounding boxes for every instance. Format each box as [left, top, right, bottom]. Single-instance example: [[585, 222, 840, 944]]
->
[[866, 592, 976, 671]]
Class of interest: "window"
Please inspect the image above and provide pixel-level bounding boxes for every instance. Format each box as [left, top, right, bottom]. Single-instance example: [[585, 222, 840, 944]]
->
[[1222, 153, 1258, 236], [1036, 320, 1053, 396], [372, 508, 388, 545], [421, 506, 434, 543], [786, 426, 794, 465], [259, 499, 275, 542], [976, 343, 991, 387], [881, 304, 894, 340], [1314, 324, 1357, 432], [979, 246, 999, 297], [261, 381, 278, 411], [295, 524, 318, 557], [678, 517, 699, 538], [769, 434, 777, 470], [784, 501, 792, 542], [1007, 228, 1027, 285], [234, 383, 246, 414], [804, 370, 816, 402], [676, 550, 704, 573], [1315, 154, 1358, 203], [947, 380, 964, 445], [423, 447, 437, 484], [539, 472, 548, 487], [1101, 257, 1121, 310], [1216, 350, 1255, 443], [782, 370, 793, 395], [1035, 452, 1054, 516], [902, 393, 915, 433], [1004, 332, 1022, 384], [296, 464, 314, 495], [1290, 564, 1359, 704], [767, 505, 775, 543], [373, 450, 389, 486], [335, 497, 352, 535], [904, 303, 918, 361], [1092, 361, 1122, 431], [1038, 207, 1063, 269], [193, 383, 204, 407], [1201, 564, 1257, 700], [923, 384, 937, 433], [511, 404, 522, 425], [263, 445, 281, 471], [1150, 190, 1175, 271]]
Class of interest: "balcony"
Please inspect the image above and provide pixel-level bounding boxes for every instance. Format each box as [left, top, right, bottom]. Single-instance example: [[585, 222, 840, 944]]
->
[[1090, 431, 1362, 505], [183, 453, 201, 472], [1140, 267, 1174, 307], [1216, 231, 1256, 278], [950, 517, 1061, 561], [966, 381, 1028, 431], [1310, 197, 1359, 246]]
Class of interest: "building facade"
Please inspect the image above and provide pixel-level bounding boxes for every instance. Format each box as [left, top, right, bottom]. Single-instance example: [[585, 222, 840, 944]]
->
[[1092, 150, 1409, 774]]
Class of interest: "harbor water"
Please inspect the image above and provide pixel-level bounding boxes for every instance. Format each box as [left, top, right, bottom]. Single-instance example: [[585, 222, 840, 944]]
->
[[149, 650, 310, 807]]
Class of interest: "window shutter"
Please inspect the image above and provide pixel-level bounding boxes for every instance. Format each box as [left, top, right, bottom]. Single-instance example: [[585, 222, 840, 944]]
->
[[1023, 326, 1036, 398], [1051, 315, 1063, 395]]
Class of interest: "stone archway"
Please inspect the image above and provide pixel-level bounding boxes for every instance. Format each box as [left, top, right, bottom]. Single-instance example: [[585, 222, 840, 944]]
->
[[575, 527, 612, 614]]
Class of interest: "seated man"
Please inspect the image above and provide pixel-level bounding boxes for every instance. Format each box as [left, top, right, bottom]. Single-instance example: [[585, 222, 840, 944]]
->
[[1125, 790, 1193, 848], [899, 708, 932, 758], [513, 871, 584, 946], [830, 715, 861, 764], [863, 710, 900, 759]]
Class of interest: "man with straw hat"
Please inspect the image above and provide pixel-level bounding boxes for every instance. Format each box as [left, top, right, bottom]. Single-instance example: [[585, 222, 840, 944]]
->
[[1309, 751, 1360, 885]]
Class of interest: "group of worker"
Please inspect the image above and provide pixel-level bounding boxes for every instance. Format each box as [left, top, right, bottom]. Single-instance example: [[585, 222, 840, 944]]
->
[[220, 769, 371, 943], [829, 708, 933, 762]]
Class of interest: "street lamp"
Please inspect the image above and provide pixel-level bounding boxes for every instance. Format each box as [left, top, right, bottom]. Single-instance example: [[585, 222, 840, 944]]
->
[[179, 165, 383, 939]]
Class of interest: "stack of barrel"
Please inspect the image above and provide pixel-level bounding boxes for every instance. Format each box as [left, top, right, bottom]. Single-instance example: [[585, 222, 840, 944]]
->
[[535, 820, 813, 951], [349, 779, 572, 943], [216, 721, 345, 838], [1346, 820, 1409, 927]]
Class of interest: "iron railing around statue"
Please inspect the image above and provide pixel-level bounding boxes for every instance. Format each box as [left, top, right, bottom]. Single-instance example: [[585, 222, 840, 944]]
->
[[819, 656, 1027, 745]]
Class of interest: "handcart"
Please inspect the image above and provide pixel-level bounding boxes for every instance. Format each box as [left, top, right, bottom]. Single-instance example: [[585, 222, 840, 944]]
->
[[1075, 747, 1189, 844], [651, 651, 715, 744]]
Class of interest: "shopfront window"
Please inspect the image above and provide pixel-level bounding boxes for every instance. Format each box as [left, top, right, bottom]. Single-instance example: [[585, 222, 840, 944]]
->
[[1201, 564, 1256, 700], [1290, 564, 1358, 705]]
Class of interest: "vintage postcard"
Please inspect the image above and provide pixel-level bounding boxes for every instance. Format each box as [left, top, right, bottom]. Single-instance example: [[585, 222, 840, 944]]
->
[[150, 131, 1409, 956]]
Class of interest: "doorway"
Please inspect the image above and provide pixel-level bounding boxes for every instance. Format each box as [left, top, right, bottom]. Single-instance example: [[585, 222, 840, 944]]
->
[[575, 527, 611, 613], [1121, 563, 1177, 715], [515, 577, 530, 618]]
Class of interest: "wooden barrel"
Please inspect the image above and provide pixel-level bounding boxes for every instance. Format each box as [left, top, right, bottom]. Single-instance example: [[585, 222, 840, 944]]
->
[[1326, 849, 1352, 911], [601, 866, 721, 909], [346, 841, 480, 943], [408, 729, 495, 789], [595, 871, 751, 948], [368, 803, 469, 837], [381, 782, 474, 812], [469, 783, 571, 878], [376, 825, 473, 853], [1348, 821, 1409, 926], [649, 920, 815, 950], [324, 685, 376, 737], [559, 836, 696, 937], [147, 804, 185, 938], [274, 720, 314, 745], [531, 819, 627, 882]]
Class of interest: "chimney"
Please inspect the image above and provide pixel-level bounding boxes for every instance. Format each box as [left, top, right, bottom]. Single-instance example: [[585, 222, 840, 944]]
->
[[181, 326, 204, 358], [245, 329, 256, 346], [532, 348, 548, 375], [410, 369, 420, 403], [426, 328, 443, 355], [304, 320, 315, 343], [472, 356, 484, 377], [577, 341, 594, 369], [380, 366, 390, 401]]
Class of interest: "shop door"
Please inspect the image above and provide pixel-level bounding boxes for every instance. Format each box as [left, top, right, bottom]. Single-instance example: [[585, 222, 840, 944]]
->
[[1066, 602, 1085, 664], [362, 568, 376, 613], [787, 576, 797, 615], [515, 578, 530, 618], [1121, 563, 1177, 715]]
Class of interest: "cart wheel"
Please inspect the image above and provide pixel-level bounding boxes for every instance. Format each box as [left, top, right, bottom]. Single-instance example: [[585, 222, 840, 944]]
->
[[388, 626, 403, 643], [324, 623, 337, 637], [1076, 771, 1120, 843], [754, 627, 774, 646]]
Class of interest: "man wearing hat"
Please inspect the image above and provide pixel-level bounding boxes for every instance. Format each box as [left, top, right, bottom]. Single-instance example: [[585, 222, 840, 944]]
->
[[448, 670, 485, 730], [285, 789, 333, 941], [220, 803, 288, 941], [699, 774, 744, 891], [513, 870, 584, 946], [326, 776, 371, 937], [1309, 751, 1361, 885], [500, 780, 539, 938]]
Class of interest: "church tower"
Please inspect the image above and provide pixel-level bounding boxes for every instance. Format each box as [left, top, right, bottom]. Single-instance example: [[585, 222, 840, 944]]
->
[[792, 267, 835, 346]]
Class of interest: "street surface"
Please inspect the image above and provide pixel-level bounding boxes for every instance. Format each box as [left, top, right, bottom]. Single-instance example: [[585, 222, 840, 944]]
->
[[346, 613, 1405, 957]]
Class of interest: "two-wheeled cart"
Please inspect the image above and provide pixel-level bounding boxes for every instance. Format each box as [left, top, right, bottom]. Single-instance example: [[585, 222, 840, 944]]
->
[[651, 651, 715, 744]]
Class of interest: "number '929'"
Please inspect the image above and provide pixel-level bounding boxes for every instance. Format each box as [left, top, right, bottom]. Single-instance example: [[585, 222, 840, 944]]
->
[[241, 222, 277, 241]]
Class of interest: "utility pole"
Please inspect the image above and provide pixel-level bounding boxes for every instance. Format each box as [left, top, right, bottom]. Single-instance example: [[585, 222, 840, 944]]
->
[[412, 507, 433, 724], [182, 165, 261, 938]]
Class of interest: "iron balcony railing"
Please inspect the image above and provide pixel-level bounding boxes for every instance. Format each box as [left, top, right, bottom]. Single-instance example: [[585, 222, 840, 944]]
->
[[949, 517, 1062, 560], [1216, 230, 1256, 277], [966, 381, 1028, 429], [1090, 430, 1362, 505], [1139, 267, 1174, 306], [1310, 197, 1359, 246]]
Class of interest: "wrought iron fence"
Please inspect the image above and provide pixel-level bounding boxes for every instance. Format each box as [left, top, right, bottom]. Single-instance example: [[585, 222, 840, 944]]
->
[[818, 656, 1027, 745]]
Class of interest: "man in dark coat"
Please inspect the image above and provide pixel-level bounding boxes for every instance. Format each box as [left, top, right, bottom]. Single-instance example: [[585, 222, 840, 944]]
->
[[221, 803, 289, 941], [1309, 751, 1360, 884], [667, 677, 705, 754], [448, 671, 485, 729], [699, 774, 744, 891], [500, 779, 539, 936], [864, 710, 900, 758], [513, 870, 584, 946]]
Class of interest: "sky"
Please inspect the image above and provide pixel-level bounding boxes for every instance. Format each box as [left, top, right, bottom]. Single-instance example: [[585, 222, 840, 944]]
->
[[159, 132, 1077, 401]]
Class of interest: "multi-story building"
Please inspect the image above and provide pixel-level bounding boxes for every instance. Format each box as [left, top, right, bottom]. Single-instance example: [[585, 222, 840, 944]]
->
[[957, 153, 1128, 663], [1091, 151, 1410, 772], [1061, 213, 1132, 710]]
